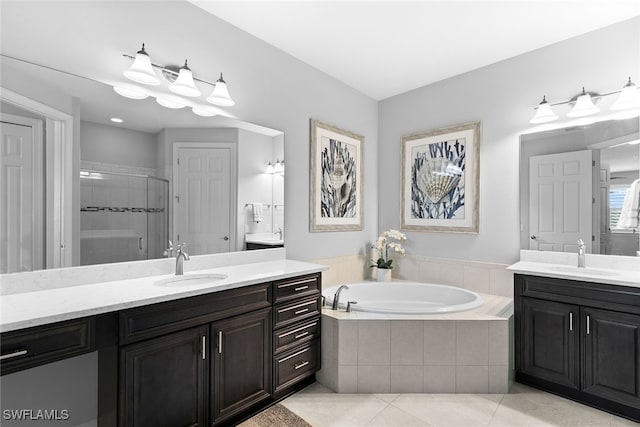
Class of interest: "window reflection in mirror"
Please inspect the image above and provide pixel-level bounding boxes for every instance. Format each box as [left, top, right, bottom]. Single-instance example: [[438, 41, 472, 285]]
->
[[520, 117, 640, 257]]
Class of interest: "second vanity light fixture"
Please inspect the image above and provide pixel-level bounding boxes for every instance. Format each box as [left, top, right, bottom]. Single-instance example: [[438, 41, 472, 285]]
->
[[115, 43, 235, 116], [530, 77, 640, 124], [266, 160, 285, 175]]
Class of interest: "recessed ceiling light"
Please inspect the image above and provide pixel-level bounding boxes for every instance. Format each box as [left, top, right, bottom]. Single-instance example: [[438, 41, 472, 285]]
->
[[110, 117, 124, 123]]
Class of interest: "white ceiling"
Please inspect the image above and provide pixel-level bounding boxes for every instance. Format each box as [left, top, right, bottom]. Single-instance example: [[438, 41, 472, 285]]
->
[[190, 0, 640, 100]]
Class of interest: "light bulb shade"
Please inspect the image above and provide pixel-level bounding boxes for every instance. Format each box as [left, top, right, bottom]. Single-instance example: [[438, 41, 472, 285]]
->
[[567, 93, 599, 117], [169, 61, 201, 97], [611, 79, 640, 111], [192, 105, 218, 117], [123, 45, 160, 86], [274, 160, 284, 173], [206, 74, 235, 107], [266, 162, 275, 174], [113, 85, 149, 100], [156, 95, 186, 109], [530, 97, 558, 124]]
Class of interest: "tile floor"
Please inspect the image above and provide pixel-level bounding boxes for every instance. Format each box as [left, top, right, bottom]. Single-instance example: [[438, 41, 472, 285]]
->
[[281, 382, 638, 427]]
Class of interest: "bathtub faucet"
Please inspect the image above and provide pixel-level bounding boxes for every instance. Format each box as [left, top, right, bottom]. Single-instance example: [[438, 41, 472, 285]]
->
[[332, 285, 349, 310]]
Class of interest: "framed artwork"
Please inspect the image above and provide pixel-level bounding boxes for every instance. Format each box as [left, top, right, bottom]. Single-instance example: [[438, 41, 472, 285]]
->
[[310, 119, 364, 232], [401, 121, 480, 233]]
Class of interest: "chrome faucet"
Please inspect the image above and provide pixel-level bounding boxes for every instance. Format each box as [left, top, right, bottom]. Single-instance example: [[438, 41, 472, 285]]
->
[[331, 285, 349, 310], [577, 239, 586, 268], [175, 243, 190, 275], [275, 227, 283, 240]]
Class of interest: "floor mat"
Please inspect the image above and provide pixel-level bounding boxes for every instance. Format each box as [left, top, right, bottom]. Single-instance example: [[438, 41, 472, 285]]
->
[[238, 403, 312, 427]]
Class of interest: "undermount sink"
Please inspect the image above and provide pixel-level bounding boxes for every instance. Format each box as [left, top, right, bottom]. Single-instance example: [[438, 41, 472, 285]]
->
[[154, 273, 228, 287], [548, 266, 619, 277]]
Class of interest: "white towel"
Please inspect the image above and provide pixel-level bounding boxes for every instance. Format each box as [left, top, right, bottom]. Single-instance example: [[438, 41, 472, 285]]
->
[[617, 179, 640, 229], [250, 203, 263, 223]]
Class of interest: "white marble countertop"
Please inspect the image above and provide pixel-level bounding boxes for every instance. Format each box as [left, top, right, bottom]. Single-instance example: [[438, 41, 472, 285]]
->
[[245, 233, 284, 246], [507, 250, 640, 288], [0, 259, 326, 333]]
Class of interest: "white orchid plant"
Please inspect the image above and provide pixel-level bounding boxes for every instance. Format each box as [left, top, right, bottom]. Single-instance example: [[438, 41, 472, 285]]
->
[[371, 229, 407, 270]]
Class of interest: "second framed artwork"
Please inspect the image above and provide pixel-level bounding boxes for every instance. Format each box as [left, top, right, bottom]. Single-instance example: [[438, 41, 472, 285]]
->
[[401, 121, 480, 233], [310, 119, 364, 232]]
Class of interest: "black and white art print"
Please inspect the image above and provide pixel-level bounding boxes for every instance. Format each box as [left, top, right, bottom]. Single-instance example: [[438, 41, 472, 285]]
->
[[401, 121, 480, 233], [310, 119, 364, 232]]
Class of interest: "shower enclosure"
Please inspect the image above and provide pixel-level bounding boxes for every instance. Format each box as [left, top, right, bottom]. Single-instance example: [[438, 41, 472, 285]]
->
[[80, 169, 169, 266]]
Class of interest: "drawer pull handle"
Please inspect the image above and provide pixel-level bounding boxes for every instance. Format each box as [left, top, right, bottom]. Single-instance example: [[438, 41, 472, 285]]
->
[[586, 315, 590, 335], [294, 286, 309, 292], [279, 347, 310, 363], [279, 301, 315, 313], [0, 349, 28, 361], [294, 361, 309, 370], [218, 331, 223, 354], [277, 322, 318, 339], [294, 331, 309, 340], [279, 279, 315, 289], [294, 308, 309, 315], [202, 336, 206, 360]]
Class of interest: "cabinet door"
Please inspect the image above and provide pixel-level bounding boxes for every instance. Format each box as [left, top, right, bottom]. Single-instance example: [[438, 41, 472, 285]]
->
[[120, 325, 208, 427], [211, 308, 271, 424], [520, 297, 580, 389], [583, 307, 640, 408]]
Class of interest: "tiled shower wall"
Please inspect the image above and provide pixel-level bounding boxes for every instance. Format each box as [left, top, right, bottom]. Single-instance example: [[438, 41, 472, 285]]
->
[[313, 254, 514, 298]]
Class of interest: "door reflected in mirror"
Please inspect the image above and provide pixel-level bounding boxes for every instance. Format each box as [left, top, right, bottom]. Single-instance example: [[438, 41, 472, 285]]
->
[[520, 118, 640, 257], [0, 56, 285, 273]]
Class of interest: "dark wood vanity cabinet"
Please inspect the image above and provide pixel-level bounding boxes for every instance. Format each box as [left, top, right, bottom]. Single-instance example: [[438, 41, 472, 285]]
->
[[211, 308, 271, 423], [515, 274, 640, 421], [120, 326, 208, 427], [1, 272, 322, 427]]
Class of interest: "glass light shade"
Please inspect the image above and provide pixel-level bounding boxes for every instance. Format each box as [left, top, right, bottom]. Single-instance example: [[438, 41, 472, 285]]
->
[[156, 95, 186, 109], [192, 105, 217, 117], [169, 61, 201, 97], [206, 74, 235, 107], [113, 85, 149, 100], [266, 162, 275, 174], [567, 93, 599, 117], [530, 96, 558, 124], [123, 46, 160, 86], [274, 160, 284, 173], [610, 79, 640, 111]]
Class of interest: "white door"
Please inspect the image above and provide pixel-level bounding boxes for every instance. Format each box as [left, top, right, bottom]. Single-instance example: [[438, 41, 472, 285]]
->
[[174, 146, 234, 255], [0, 115, 44, 273], [529, 150, 593, 253]]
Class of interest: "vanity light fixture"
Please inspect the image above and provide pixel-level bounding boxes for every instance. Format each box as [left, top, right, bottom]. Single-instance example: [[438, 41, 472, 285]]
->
[[266, 162, 276, 174], [274, 159, 284, 174], [530, 77, 640, 124], [119, 43, 235, 111], [566, 88, 600, 117]]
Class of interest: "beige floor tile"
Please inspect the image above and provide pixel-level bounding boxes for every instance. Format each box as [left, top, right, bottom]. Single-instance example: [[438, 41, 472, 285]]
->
[[282, 392, 388, 427], [373, 394, 400, 403], [610, 414, 639, 426], [391, 394, 502, 426], [366, 404, 433, 427]]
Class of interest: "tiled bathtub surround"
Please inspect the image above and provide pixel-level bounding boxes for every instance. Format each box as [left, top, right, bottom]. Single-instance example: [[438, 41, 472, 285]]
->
[[313, 254, 514, 298], [318, 293, 513, 394]]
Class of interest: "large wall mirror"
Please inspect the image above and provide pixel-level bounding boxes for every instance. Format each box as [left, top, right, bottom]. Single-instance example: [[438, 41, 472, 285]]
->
[[1, 55, 285, 274], [520, 117, 639, 257]]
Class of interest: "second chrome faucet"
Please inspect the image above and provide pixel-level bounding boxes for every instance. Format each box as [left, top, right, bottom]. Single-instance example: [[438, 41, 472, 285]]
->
[[175, 243, 190, 275]]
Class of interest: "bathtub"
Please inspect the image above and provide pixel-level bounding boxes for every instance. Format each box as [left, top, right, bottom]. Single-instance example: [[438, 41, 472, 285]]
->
[[323, 281, 482, 314]]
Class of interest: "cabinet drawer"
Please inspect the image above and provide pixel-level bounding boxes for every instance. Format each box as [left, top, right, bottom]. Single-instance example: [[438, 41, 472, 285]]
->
[[273, 339, 320, 393], [120, 283, 271, 344], [274, 274, 320, 303], [274, 297, 320, 329], [274, 319, 320, 354], [1, 318, 94, 375]]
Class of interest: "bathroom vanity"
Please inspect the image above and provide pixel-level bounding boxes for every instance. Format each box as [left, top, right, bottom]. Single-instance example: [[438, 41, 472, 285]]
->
[[509, 254, 640, 422], [0, 255, 324, 427]]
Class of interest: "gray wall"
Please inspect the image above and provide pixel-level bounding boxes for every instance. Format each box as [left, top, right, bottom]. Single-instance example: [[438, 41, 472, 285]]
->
[[378, 17, 640, 264], [80, 121, 157, 170]]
